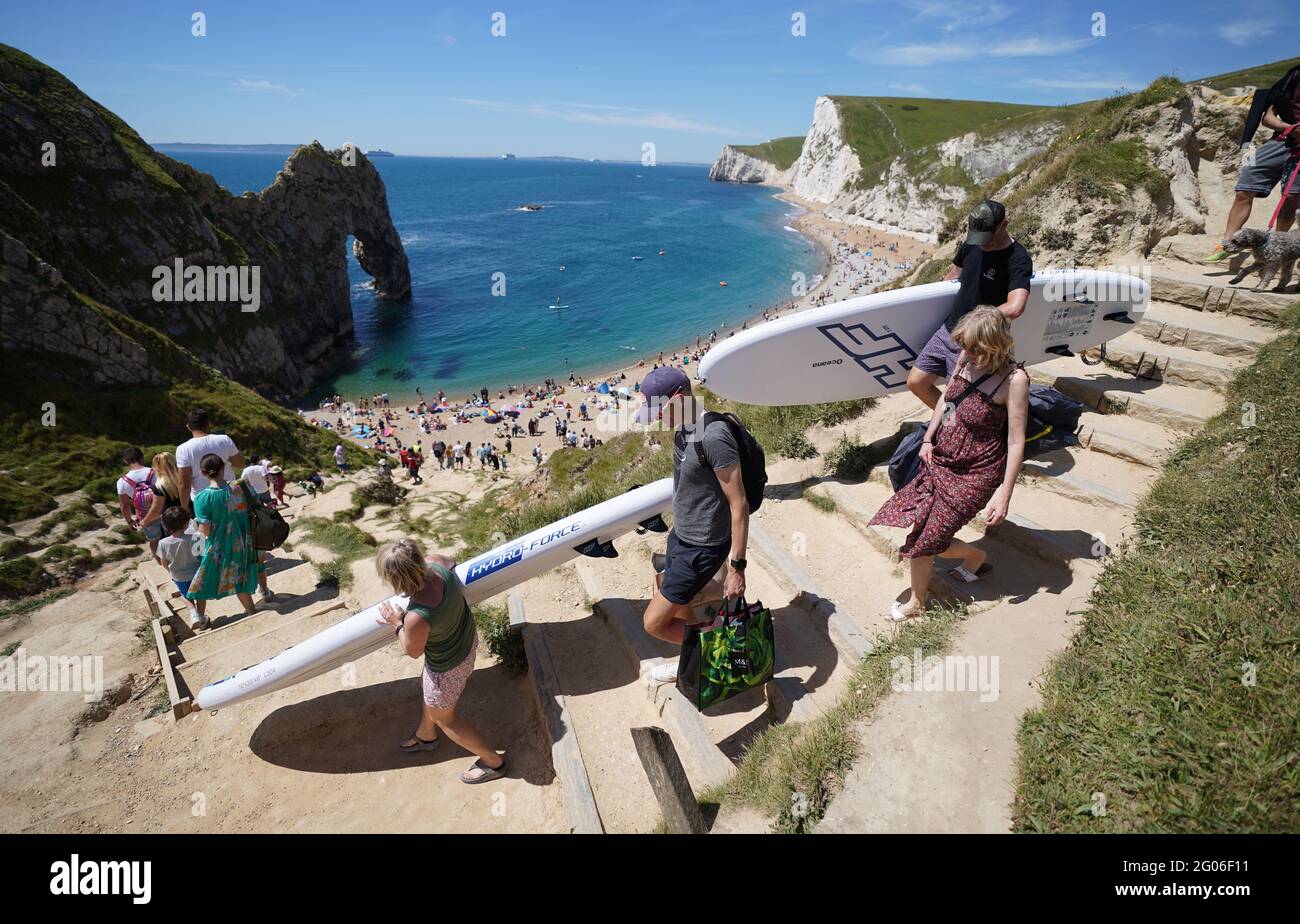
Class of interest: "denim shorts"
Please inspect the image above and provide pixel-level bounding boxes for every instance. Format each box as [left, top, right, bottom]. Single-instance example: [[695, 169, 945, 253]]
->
[[142, 520, 164, 541], [1236, 139, 1300, 197]]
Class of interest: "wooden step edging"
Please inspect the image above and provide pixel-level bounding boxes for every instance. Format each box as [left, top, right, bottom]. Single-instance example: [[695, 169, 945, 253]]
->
[[151, 617, 192, 721], [572, 560, 736, 793], [510, 593, 604, 835]]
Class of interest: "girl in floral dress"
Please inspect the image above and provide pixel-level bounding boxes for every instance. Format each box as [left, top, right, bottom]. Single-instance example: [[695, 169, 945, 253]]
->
[[188, 453, 261, 622], [870, 307, 1029, 621]]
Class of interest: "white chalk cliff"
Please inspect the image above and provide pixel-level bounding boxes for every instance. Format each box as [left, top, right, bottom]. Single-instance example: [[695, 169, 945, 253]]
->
[[707, 146, 791, 185], [709, 95, 1068, 238]]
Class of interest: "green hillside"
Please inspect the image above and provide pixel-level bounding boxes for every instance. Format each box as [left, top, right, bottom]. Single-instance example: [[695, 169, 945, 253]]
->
[[830, 96, 1067, 185], [732, 136, 805, 171], [1196, 56, 1299, 93]]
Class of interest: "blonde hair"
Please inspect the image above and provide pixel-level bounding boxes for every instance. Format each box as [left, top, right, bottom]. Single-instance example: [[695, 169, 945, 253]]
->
[[151, 452, 181, 500], [375, 538, 429, 597], [952, 306, 1014, 374]]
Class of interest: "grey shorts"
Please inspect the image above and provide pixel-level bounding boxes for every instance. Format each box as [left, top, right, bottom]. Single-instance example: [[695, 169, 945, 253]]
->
[[914, 325, 961, 378], [1236, 139, 1300, 197]]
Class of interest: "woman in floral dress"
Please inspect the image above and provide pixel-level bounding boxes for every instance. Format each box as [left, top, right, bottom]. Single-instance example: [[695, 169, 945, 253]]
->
[[188, 453, 261, 622], [870, 307, 1029, 620]]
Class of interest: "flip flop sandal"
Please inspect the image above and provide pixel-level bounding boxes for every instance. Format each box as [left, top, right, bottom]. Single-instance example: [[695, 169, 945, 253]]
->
[[461, 758, 507, 785], [948, 563, 993, 584], [399, 732, 439, 753]]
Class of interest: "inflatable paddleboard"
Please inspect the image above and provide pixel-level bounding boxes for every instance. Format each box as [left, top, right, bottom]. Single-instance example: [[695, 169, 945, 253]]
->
[[195, 478, 674, 711], [697, 269, 1148, 405]]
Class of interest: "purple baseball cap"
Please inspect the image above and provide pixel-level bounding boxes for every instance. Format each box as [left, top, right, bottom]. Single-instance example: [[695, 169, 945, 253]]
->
[[634, 366, 691, 424]]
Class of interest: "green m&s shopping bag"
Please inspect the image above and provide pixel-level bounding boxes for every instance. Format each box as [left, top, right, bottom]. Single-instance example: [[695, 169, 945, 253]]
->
[[676, 596, 775, 711]]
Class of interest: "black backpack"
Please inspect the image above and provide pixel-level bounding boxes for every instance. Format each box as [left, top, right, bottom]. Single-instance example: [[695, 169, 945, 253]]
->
[[691, 412, 768, 512], [1240, 64, 1300, 146], [238, 480, 290, 551]]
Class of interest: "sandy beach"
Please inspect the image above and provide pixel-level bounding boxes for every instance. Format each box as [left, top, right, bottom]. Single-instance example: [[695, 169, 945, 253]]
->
[[312, 197, 937, 474]]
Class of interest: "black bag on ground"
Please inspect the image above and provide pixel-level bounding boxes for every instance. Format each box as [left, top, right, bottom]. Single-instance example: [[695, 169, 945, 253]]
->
[[693, 411, 768, 512], [888, 425, 927, 492], [1024, 384, 1085, 456], [676, 596, 776, 712], [239, 480, 290, 551]]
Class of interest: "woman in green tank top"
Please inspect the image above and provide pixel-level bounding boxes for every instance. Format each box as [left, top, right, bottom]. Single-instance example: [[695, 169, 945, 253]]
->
[[375, 538, 505, 784]]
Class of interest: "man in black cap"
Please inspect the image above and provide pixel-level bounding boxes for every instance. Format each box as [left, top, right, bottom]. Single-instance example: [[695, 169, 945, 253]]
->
[[634, 365, 749, 683], [907, 199, 1033, 409]]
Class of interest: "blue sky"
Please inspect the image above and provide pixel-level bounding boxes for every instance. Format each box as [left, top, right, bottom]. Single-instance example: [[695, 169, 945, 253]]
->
[[4, 0, 1296, 162]]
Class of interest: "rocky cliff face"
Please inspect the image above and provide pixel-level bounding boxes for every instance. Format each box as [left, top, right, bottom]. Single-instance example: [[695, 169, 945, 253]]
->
[[788, 96, 862, 203], [708, 145, 792, 185], [0, 44, 410, 400], [710, 94, 1066, 239]]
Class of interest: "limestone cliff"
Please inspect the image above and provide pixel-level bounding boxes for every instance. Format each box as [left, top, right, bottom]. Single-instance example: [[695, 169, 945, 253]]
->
[[708, 145, 792, 185], [0, 43, 410, 401], [711, 94, 1068, 238]]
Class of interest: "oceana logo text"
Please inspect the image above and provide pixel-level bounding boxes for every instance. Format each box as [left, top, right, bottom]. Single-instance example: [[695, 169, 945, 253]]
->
[[50, 854, 151, 904]]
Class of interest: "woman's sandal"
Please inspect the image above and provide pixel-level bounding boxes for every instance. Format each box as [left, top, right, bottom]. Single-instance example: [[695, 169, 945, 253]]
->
[[888, 601, 923, 623], [461, 757, 507, 784], [399, 731, 439, 753], [948, 563, 993, 584]]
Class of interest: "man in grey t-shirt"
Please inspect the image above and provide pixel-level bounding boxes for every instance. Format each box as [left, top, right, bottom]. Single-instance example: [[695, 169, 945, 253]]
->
[[634, 366, 750, 683]]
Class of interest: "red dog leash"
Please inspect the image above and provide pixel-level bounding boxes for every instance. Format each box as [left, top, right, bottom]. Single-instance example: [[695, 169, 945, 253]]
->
[[1268, 124, 1300, 231]]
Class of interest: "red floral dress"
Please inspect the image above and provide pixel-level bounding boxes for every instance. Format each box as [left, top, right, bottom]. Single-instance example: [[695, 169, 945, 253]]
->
[[870, 364, 1013, 558]]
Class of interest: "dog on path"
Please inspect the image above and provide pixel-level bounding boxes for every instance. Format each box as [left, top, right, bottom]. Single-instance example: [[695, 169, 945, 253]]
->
[[1223, 228, 1300, 291]]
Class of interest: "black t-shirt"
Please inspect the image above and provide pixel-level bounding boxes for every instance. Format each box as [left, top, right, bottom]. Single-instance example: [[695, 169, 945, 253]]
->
[[946, 240, 1033, 332]]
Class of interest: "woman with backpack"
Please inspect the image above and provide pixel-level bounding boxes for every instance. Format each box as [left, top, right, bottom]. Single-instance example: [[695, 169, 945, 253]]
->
[[870, 306, 1029, 621], [188, 453, 268, 623], [138, 452, 185, 563]]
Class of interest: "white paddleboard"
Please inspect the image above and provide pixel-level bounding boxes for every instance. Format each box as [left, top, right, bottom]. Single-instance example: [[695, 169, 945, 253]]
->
[[195, 478, 674, 711], [697, 270, 1148, 405]]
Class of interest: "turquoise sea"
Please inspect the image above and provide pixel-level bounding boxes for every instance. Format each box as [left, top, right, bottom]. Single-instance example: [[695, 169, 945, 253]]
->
[[170, 153, 823, 402]]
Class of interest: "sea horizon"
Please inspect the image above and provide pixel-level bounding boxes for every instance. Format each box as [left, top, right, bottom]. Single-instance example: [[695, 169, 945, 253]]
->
[[171, 152, 824, 405]]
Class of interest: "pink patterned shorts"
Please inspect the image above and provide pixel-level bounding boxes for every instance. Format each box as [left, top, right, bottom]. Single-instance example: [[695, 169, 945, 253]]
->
[[420, 634, 478, 711]]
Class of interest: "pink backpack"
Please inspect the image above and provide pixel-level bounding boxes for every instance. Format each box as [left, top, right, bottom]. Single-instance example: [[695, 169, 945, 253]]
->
[[129, 470, 156, 516]]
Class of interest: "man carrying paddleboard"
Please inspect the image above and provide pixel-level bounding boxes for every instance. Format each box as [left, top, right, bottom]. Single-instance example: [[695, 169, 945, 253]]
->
[[907, 199, 1033, 409], [635, 366, 750, 683]]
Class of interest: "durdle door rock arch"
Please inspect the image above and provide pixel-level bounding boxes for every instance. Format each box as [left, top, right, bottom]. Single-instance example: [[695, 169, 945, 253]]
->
[[0, 44, 410, 400]]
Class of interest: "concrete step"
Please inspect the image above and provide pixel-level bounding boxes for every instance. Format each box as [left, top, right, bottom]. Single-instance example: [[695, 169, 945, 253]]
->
[[1076, 411, 1181, 470], [1018, 446, 1153, 511], [1137, 300, 1274, 358], [1147, 267, 1296, 323], [1029, 355, 1223, 431], [1102, 332, 1246, 391]]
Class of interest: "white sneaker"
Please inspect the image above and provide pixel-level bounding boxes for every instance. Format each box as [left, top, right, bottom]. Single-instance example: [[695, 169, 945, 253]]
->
[[186, 610, 209, 630], [648, 661, 678, 684]]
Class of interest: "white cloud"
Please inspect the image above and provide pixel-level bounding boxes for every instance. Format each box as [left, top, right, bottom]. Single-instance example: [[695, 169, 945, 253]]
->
[[233, 78, 305, 100], [859, 35, 1094, 67], [444, 98, 739, 134], [906, 0, 1014, 33], [1218, 22, 1266, 47], [888, 82, 931, 94], [1024, 77, 1134, 91]]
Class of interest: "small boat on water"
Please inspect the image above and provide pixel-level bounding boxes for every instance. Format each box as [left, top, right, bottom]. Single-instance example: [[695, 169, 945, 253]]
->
[[559, 265, 566, 272], [519, 203, 544, 211], [658, 250, 666, 256], [632, 256, 643, 261], [719, 281, 729, 287]]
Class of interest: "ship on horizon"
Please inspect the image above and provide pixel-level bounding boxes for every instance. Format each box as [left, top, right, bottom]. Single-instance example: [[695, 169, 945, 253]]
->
[[366, 148, 395, 157]]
